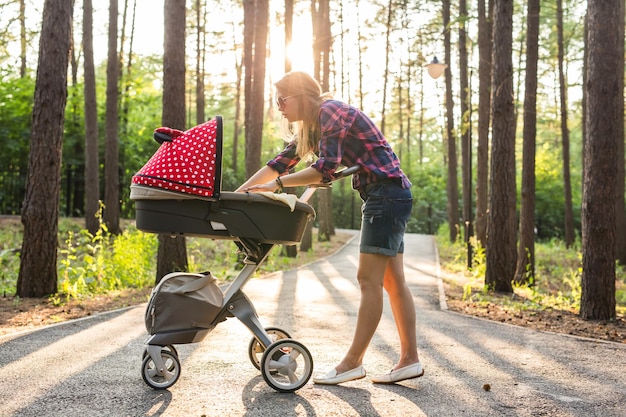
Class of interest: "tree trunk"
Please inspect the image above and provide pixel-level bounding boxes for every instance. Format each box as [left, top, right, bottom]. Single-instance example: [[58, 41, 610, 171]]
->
[[485, 0, 515, 293], [379, 0, 393, 133], [120, 0, 137, 140], [312, 0, 334, 241], [580, 0, 620, 320], [443, 0, 459, 242], [17, 0, 73, 297], [156, 0, 188, 283], [557, 0, 575, 249], [475, 0, 492, 247], [104, 0, 121, 235], [243, 0, 269, 179], [83, 0, 100, 235], [19, 0, 26, 78], [284, 0, 294, 72], [195, 0, 206, 124], [459, 0, 471, 268], [515, 0, 540, 285], [614, 0, 626, 265]]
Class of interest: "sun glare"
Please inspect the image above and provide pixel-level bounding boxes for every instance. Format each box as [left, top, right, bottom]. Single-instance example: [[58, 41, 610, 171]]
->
[[269, 13, 314, 79]]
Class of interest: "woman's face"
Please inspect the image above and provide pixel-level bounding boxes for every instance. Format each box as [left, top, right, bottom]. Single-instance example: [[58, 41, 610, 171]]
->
[[276, 90, 302, 122]]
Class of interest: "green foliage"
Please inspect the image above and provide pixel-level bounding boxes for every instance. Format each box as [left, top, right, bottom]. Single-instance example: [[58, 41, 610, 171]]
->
[[533, 143, 582, 240], [0, 72, 35, 214], [0, 219, 23, 296], [58, 208, 157, 297]]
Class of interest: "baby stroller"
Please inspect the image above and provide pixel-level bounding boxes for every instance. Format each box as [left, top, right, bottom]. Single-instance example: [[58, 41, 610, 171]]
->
[[130, 116, 356, 393]]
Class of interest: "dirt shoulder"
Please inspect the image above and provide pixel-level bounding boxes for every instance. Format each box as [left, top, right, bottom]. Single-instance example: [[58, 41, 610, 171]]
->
[[442, 272, 626, 344]]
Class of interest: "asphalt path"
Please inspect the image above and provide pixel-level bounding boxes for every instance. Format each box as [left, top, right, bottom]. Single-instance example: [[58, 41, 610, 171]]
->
[[1, 231, 625, 416]]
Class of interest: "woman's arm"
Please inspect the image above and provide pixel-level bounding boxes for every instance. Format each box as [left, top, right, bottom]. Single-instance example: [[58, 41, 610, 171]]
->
[[240, 166, 323, 193]]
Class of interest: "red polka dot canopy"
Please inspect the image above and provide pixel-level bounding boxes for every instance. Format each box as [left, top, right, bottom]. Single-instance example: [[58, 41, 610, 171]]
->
[[132, 117, 222, 198]]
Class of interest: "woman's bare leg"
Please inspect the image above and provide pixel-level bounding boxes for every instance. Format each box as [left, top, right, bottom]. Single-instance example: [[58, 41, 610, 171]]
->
[[383, 253, 419, 370], [333, 252, 388, 374]]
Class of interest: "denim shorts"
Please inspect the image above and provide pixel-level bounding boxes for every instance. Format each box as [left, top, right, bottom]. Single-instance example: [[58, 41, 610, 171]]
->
[[359, 181, 413, 256]]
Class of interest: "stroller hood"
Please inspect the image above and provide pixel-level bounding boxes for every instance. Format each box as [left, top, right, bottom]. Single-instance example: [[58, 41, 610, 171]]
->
[[131, 117, 223, 198]]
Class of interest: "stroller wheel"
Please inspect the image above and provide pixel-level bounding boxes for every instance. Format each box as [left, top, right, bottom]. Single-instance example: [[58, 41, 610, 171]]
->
[[260, 339, 313, 393], [142, 344, 178, 360], [247, 327, 291, 370], [141, 349, 181, 390]]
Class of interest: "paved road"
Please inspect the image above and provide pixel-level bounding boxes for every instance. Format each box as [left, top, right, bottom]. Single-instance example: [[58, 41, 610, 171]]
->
[[1, 232, 625, 417]]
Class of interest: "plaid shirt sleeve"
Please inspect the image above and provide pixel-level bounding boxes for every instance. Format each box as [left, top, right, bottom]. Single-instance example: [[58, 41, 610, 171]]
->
[[267, 140, 300, 174]]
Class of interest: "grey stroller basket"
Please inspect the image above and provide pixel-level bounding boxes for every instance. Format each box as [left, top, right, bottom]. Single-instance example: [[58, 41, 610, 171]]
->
[[131, 115, 357, 393]]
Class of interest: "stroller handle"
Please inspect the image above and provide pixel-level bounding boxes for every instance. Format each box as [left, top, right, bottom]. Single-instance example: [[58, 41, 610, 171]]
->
[[299, 165, 360, 204]]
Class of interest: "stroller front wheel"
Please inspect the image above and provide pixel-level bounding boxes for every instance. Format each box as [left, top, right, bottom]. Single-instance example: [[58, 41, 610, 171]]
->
[[260, 339, 313, 393], [141, 349, 181, 390]]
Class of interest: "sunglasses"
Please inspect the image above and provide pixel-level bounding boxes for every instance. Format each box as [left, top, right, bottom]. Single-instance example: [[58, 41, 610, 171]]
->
[[276, 94, 300, 108]]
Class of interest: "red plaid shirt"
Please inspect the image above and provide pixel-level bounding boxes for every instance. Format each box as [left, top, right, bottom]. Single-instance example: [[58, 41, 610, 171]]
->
[[267, 100, 411, 190]]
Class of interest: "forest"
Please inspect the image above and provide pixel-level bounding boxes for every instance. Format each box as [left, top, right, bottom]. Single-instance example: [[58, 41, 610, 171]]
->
[[0, 0, 622, 321]]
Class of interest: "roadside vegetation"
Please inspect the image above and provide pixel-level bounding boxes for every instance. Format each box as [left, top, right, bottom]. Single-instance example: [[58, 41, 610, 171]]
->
[[436, 225, 626, 317], [0, 217, 349, 305]]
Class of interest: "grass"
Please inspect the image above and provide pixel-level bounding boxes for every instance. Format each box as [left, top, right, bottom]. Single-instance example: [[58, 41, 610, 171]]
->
[[436, 227, 626, 317]]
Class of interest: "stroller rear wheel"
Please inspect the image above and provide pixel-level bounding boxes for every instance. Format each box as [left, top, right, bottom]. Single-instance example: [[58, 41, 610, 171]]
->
[[260, 339, 313, 393], [141, 349, 181, 390], [247, 327, 291, 370]]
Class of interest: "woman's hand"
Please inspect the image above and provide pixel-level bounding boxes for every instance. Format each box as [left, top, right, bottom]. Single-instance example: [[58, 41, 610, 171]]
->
[[241, 180, 279, 193]]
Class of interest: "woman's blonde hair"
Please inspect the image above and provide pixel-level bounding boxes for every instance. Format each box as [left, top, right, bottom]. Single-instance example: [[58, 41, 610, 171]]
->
[[275, 71, 331, 159]]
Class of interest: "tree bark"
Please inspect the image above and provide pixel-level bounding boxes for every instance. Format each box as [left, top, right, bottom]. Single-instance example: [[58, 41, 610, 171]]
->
[[580, 0, 620, 320], [475, 0, 492, 247], [312, 0, 334, 241], [17, 0, 73, 297], [614, 0, 626, 266], [104, 0, 121, 235], [442, 0, 459, 243], [83, 0, 100, 235], [485, 0, 516, 293], [557, 0, 575, 249], [459, 0, 471, 268], [514, 0, 540, 285], [243, 0, 269, 179]]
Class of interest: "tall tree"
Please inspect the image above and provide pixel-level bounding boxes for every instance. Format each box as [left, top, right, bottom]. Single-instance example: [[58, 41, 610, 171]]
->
[[19, 0, 26, 77], [284, 0, 294, 73], [243, 0, 269, 179], [485, 0, 515, 293], [557, 0, 575, 248], [120, 0, 137, 137], [442, 0, 459, 242], [17, 0, 73, 297], [230, 19, 243, 173], [580, 0, 621, 320], [156, 0, 189, 282], [195, 0, 206, 124], [475, 0, 493, 246], [379, 0, 393, 134], [311, 0, 334, 241], [459, 0, 470, 268], [615, 0, 626, 266], [104, 0, 121, 234], [83, 0, 100, 235], [514, 0, 540, 285]]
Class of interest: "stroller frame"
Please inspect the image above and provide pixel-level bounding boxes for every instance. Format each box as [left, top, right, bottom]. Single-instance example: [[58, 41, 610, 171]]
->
[[133, 116, 357, 393]]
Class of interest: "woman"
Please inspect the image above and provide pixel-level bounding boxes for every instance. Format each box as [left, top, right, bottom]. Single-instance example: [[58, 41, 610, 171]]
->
[[237, 71, 423, 385]]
